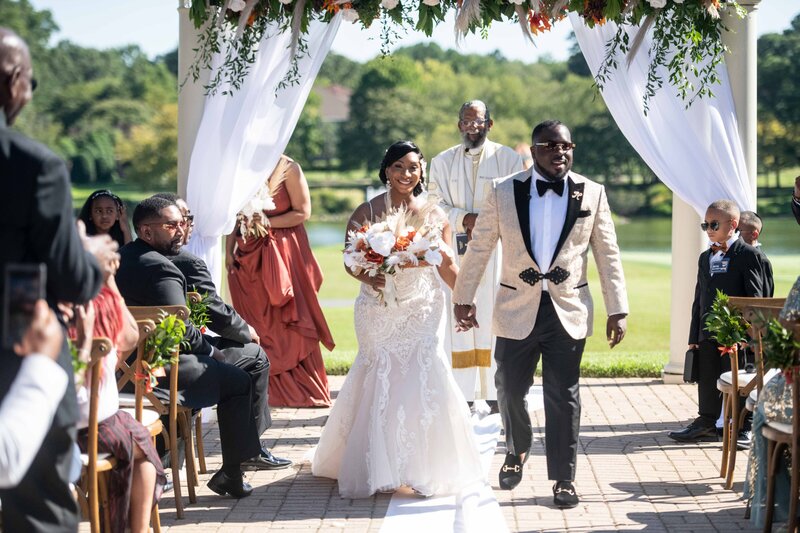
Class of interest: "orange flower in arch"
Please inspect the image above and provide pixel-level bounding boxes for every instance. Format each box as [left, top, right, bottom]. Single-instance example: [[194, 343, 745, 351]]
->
[[528, 11, 552, 36]]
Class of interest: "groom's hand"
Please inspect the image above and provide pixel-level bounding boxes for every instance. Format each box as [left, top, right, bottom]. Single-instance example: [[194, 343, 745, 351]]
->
[[606, 314, 627, 348], [454, 303, 479, 331]]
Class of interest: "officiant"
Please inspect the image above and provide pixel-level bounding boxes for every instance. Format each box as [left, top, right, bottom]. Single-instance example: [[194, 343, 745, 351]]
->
[[428, 100, 524, 411]]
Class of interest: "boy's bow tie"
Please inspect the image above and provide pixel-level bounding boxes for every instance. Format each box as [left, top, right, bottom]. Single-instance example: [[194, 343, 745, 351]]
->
[[710, 242, 728, 253]]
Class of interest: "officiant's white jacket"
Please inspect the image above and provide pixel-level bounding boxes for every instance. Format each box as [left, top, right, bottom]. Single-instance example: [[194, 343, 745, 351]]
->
[[453, 169, 629, 341]]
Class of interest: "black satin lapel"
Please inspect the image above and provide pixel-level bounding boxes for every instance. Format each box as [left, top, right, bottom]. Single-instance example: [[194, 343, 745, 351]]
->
[[514, 177, 534, 261], [552, 177, 583, 264]]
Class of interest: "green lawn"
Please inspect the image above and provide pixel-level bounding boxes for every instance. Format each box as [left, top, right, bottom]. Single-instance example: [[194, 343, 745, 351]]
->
[[316, 245, 799, 377]]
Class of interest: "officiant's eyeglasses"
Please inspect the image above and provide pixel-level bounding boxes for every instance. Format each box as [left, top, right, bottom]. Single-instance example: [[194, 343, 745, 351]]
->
[[459, 119, 489, 128], [700, 221, 722, 231], [534, 142, 576, 152], [180, 215, 195, 228]]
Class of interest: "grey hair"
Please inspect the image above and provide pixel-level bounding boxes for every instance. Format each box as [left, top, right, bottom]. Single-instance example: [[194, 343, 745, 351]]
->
[[459, 100, 490, 122]]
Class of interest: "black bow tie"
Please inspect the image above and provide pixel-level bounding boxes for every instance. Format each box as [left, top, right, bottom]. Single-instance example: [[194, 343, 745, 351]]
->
[[536, 179, 564, 197]]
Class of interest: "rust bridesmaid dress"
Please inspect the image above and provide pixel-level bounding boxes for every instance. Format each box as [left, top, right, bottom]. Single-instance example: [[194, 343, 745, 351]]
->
[[228, 178, 335, 407]]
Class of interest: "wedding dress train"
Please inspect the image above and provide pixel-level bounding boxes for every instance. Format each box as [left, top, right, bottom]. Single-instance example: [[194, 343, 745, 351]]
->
[[312, 267, 483, 498]]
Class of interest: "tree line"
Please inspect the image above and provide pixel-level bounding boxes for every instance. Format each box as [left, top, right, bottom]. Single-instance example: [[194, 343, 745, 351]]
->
[[4, 0, 798, 216]]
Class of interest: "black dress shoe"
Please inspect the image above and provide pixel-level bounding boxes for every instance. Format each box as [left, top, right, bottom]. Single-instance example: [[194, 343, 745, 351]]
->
[[241, 449, 293, 471], [498, 453, 524, 490], [206, 470, 253, 498], [553, 480, 579, 509], [667, 422, 718, 442]]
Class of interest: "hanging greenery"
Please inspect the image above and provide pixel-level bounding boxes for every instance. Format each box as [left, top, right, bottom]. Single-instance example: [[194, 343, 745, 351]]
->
[[188, 0, 743, 108]]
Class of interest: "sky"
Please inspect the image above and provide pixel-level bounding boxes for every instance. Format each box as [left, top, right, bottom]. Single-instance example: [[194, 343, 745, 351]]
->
[[27, 0, 800, 64]]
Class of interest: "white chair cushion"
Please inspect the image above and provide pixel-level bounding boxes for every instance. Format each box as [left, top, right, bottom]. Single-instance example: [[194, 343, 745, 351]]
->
[[119, 407, 161, 427], [746, 389, 758, 411], [719, 370, 756, 386]]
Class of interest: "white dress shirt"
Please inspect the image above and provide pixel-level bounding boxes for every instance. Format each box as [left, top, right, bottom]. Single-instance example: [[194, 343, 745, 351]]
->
[[0, 354, 68, 487], [708, 233, 739, 276], [529, 168, 569, 291]]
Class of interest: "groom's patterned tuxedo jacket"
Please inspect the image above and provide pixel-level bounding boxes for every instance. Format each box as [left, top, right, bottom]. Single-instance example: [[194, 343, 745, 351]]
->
[[453, 169, 629, 341]]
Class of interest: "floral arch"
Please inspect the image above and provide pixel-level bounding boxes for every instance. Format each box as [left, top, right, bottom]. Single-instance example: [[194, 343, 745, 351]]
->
[[188, 0, 744, 109]]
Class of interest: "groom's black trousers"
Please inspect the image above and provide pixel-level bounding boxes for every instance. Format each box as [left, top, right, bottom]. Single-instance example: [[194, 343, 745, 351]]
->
[[495, 292, 585, 481]]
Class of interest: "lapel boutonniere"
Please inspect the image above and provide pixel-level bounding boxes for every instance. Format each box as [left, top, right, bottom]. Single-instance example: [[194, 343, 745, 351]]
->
[[571, 190, 583, 201]]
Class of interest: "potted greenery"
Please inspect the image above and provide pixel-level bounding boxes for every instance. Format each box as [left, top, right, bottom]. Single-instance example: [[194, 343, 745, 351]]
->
[[761, 318, 800, 385], [139, 313, 187, 393], [705, 289, 750, 359]]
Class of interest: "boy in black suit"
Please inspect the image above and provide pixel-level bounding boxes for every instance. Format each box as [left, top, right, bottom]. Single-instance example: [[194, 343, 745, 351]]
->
[[668, 200, 766, 442], [738, 211, 774, 298]]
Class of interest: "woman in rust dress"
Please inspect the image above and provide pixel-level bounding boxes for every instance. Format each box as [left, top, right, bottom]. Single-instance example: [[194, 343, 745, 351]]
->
[[226, 156, 335, 407]]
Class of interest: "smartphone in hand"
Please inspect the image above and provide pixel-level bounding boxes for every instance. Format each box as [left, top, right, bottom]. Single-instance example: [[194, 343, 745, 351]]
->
[[2, 263, 46, 349]]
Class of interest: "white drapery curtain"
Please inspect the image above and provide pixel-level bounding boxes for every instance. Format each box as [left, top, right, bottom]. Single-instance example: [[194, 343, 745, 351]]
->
[[569, 14, 753, 216], [186, 15, 342, 283]]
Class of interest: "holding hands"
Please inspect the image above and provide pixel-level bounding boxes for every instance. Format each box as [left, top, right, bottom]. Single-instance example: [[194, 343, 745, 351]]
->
[[454, 303, 479, 332]]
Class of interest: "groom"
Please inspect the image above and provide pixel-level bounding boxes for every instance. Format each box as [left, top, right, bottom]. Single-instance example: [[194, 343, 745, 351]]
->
[[453, 120, 628, 508]]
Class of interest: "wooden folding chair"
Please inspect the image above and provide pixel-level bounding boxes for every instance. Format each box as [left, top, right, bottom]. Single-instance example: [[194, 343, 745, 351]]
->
[[78, 337, 116, 533], [719, 297, 786, 489], [185, 291, 207, 475], [116, 318, 163, 531], [123, 305, 198, 519], [762, 318, 800, 533]]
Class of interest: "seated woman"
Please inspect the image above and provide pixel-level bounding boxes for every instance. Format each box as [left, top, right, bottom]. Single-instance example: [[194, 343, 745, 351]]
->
[[744, 275, 799, 526], [78, 189, 133, 248], [72, 275, 166, 533]]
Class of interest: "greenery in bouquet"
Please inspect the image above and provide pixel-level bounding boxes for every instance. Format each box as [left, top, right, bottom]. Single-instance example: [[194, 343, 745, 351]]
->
[[760, 317, 800, 385], [69, 338, 89, 386], [704, 289, 749, 354], [139, 313, 188, 392], [188, 0, 742, 109], [187, 289, 211, 333]]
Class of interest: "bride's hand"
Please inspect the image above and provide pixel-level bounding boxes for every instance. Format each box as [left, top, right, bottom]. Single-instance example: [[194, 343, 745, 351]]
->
[[366, 273, 386, 291]]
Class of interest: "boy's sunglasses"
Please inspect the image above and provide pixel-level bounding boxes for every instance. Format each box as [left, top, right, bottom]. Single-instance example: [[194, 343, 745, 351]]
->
[[700, 221, 724, 231]]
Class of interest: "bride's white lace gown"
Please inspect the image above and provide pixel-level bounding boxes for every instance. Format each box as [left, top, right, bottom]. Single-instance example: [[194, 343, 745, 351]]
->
[[312, 266, 483, 498]]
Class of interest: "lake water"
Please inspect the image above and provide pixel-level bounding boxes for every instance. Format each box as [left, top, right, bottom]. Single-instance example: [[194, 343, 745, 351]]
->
[[307, 216, 800, 255]]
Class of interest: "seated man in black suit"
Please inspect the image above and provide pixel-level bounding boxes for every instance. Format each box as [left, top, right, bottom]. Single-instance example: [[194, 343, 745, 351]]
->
[[152, 192, 289, 469], [116, 197, 282, 498]]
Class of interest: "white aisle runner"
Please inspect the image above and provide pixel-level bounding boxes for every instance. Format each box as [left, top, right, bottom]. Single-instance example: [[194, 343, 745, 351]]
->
[[378, 386, 544, 533]]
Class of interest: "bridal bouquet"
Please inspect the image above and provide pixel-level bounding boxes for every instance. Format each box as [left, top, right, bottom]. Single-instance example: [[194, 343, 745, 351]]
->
[[237, 181, 276, 242], [344, 204, 445, 306]]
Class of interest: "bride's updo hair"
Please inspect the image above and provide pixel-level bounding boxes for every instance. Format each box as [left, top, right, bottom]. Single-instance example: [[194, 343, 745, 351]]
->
[[379, 140, 425, 197]]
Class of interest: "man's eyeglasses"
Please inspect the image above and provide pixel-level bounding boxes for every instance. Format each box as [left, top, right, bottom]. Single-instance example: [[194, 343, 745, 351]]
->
[[459, 119, 489, 128], [700, 221, 725, 231], [181, 215, 195, 228], [145, 221, 182, 232], [533, 142, 576, 152]]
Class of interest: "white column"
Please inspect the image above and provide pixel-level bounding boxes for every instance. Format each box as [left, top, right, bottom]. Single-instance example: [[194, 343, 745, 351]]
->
[[722, 0, 761, 203], [662, 1, 761, 382], [177, 0, 209, 198], [662, 197, 705, 383]]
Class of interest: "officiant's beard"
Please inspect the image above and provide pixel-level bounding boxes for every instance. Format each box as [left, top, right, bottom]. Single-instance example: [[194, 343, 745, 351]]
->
[[461, 130, 487, 150]]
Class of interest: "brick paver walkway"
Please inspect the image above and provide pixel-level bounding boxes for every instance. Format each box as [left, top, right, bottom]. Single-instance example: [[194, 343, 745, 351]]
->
[[80, 377, 764, 532]]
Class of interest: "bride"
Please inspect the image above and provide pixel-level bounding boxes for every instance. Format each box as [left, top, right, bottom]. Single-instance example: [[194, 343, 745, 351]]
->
[[312, 141, 483, 498]]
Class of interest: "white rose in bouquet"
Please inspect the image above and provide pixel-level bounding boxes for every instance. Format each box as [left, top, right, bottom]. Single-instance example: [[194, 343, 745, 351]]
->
[[646, 0, 666, 8], [381, 0, 399, 9], [422, 0, 439, 5], [424, 248, 443, 267], [368, 231, 396, 257]]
